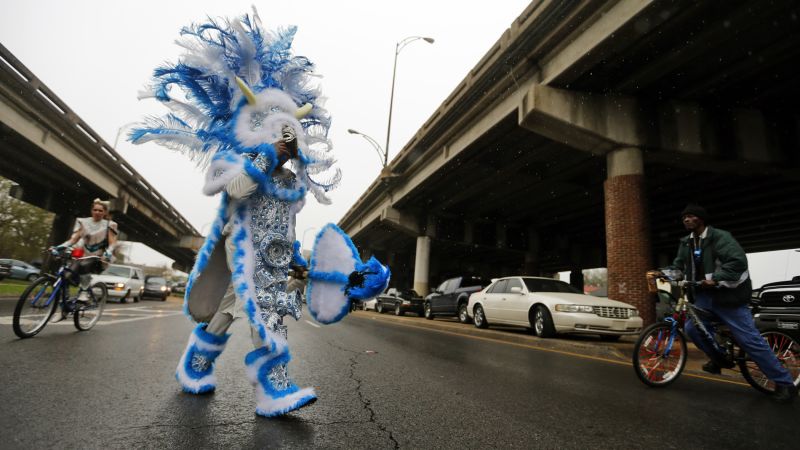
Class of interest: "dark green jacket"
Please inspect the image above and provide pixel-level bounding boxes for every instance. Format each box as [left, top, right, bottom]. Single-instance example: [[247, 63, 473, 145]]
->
[[670, 226, 752, 307]]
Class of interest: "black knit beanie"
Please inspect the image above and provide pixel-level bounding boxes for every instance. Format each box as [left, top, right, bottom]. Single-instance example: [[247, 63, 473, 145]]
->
[[681, 204, 708, 222]]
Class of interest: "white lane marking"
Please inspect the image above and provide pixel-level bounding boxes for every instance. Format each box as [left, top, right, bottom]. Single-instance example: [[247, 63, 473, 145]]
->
[[0, 306, 183, 326], [305, 320, 320, 328]]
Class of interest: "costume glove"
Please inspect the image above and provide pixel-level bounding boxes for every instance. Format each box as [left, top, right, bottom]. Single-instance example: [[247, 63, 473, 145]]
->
[[225, 173, 258, 199]]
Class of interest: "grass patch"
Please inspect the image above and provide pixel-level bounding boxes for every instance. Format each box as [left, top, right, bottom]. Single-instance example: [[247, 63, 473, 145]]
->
[[0, 279, 34, 297]]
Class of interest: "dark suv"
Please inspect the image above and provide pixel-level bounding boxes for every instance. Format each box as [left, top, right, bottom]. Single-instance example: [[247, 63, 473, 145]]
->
[[753, 276, 800, 339], [424, 275, 490, 323]]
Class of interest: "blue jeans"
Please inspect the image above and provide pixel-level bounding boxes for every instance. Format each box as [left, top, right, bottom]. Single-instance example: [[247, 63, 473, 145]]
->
[[685, 291, 794, 385]]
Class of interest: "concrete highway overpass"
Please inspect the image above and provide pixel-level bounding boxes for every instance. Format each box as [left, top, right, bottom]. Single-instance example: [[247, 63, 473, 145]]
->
[[0, 44, 202, 271], [338, 0, 800, 323]]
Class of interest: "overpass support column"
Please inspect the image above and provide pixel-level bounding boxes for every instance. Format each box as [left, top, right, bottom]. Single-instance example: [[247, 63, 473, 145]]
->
[[413, 236, 431, 296], [605, 147, 654, 325]]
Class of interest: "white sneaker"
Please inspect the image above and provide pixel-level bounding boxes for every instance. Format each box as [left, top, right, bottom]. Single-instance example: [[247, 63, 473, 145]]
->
[[50, 313, 65, 323], [77, 290, 90, 302]]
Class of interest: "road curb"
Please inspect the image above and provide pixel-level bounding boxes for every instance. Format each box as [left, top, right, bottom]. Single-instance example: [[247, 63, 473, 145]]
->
[[350, 310, 747, 385]]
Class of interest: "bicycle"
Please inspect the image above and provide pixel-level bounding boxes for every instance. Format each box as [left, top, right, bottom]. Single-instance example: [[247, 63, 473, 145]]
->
[[12, 247, 109, 338], [632, 269, 800, 394]]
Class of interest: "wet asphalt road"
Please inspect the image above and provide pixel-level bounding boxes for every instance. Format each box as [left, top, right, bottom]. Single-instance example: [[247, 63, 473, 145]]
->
[[0, 296, 797, 449]]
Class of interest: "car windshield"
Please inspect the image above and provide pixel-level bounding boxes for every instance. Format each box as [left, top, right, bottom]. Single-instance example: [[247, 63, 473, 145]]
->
[[401, 289, 419, 298], [102, 266, 131, 277], [147, 277, 166, 285], [523, 278, 583, 294]]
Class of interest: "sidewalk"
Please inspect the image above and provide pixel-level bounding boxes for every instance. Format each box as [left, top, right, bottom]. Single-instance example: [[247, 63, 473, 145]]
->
[[352, 310, 747, 384]]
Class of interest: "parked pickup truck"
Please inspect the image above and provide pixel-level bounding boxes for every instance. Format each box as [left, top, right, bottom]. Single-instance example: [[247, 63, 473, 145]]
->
[[375, 288, 424, 316], [753, 276, 800, 340], [92, 264, 145, 303], [424, 275, 490, 323]]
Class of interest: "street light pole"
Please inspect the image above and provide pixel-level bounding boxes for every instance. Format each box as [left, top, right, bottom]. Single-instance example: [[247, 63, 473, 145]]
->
[[347, 129, 386, 167], [384, 36, 434, 167], [301, 226, 318, 252]]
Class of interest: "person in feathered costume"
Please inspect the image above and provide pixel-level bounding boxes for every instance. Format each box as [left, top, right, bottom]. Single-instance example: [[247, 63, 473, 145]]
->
[[130, 8, 389, 417]]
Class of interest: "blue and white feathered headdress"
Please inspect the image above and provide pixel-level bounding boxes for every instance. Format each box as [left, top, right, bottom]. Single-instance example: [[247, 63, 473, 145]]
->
[[129, 7, 340, 203]]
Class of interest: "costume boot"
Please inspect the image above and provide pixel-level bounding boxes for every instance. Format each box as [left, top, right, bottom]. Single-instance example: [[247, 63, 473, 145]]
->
[[175, 323, 231, 394], [244, 346, 316, 417]]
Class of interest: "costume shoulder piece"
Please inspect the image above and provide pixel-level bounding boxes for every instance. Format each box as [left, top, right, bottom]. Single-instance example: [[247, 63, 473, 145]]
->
[[128, 7, 341, 204]]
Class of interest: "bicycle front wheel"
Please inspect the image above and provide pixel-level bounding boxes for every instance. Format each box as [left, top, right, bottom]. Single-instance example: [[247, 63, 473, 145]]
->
[[739, 330, 800, 394], [13, 276, 60, 338], [74, 282, 108, 331], [633, 322, 687, 387]]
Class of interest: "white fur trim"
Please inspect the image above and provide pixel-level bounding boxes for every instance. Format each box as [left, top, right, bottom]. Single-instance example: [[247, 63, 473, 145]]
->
[[234, 89, 306, 148], [203, 154, 245, 195], [175, 332, 217, 392], [310, 280, 350, 323], [312, 227, 357, 274], [255, 387, 316, 417]]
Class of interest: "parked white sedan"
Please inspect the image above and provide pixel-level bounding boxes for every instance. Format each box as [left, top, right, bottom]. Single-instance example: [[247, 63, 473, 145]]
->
[[467, 276, 643, 340]]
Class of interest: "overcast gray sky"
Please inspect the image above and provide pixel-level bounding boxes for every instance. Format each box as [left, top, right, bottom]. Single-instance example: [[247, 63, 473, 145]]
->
[[1, 0, 797, 287]]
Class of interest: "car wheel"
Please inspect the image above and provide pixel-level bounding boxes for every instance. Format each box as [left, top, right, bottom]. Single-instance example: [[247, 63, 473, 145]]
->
[[424, 302, 434, 320], [26, 273, 38, 281], [458, 303, 470, 324], [533, 305, 556, 338], [395, 303, 403, 316], [376, 302, 384, 314], [600, 335, 621, 342], [473, 305, 488, 329]]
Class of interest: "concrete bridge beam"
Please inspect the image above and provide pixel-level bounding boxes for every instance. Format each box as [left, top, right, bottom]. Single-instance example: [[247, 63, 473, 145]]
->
[[519, 84, 792, 168], [379, 206, 419, 237]]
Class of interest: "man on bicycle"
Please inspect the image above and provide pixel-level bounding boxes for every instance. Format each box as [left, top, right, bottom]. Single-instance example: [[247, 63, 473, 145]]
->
[[51, 199, 118, 320], [670, 203, 797, 403]]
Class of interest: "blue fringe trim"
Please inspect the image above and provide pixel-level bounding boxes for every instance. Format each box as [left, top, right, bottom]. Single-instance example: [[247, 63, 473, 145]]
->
[[184, 194, 229, 320], [256, 394, 317, 418], [292, 240, 307, 268]]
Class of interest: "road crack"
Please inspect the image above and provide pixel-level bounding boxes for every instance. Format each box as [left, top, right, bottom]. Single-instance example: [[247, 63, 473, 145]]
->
[[327, 341, 400, 449]]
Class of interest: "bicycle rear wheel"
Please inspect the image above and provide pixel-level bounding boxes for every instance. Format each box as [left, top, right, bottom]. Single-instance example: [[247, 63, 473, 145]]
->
[[739, 330, 800, 394], [74, 282, 108, 331], [13, 277, 60, 338], [633, 322, 688, 387]]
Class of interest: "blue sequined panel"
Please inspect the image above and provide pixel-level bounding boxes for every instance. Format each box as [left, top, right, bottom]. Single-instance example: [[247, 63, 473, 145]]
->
[[248, 169, 302, 326]]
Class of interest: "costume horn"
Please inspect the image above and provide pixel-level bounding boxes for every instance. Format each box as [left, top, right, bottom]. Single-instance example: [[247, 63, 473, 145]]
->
[[295, 103, 312, 119], [235, 77, 257, 106]]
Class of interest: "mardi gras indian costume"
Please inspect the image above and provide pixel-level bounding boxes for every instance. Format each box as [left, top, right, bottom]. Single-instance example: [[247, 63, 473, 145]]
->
[[130, 9, 389, 417]]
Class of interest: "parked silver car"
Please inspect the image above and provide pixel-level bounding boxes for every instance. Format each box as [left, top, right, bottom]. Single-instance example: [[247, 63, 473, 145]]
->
[[0, 259, 40, 281]]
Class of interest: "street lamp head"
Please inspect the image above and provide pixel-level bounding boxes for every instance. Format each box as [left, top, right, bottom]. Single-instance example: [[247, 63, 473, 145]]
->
[[423, 37, 435, 44], [347, 129, 359, 135]]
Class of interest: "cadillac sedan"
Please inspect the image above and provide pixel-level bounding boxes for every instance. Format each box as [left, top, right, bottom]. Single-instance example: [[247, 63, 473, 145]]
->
[[467, 276, 642, 340]]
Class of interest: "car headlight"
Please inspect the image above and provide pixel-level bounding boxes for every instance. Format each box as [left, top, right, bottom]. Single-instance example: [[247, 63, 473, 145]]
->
[[160, 286, 167, 291], [402, 300, 410, 305], [115, 283, 125, 289], [554, 304, 594, 313]]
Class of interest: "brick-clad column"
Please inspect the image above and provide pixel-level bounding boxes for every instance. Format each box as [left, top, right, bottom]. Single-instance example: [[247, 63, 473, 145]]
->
[[605, 148, 655, 325]]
